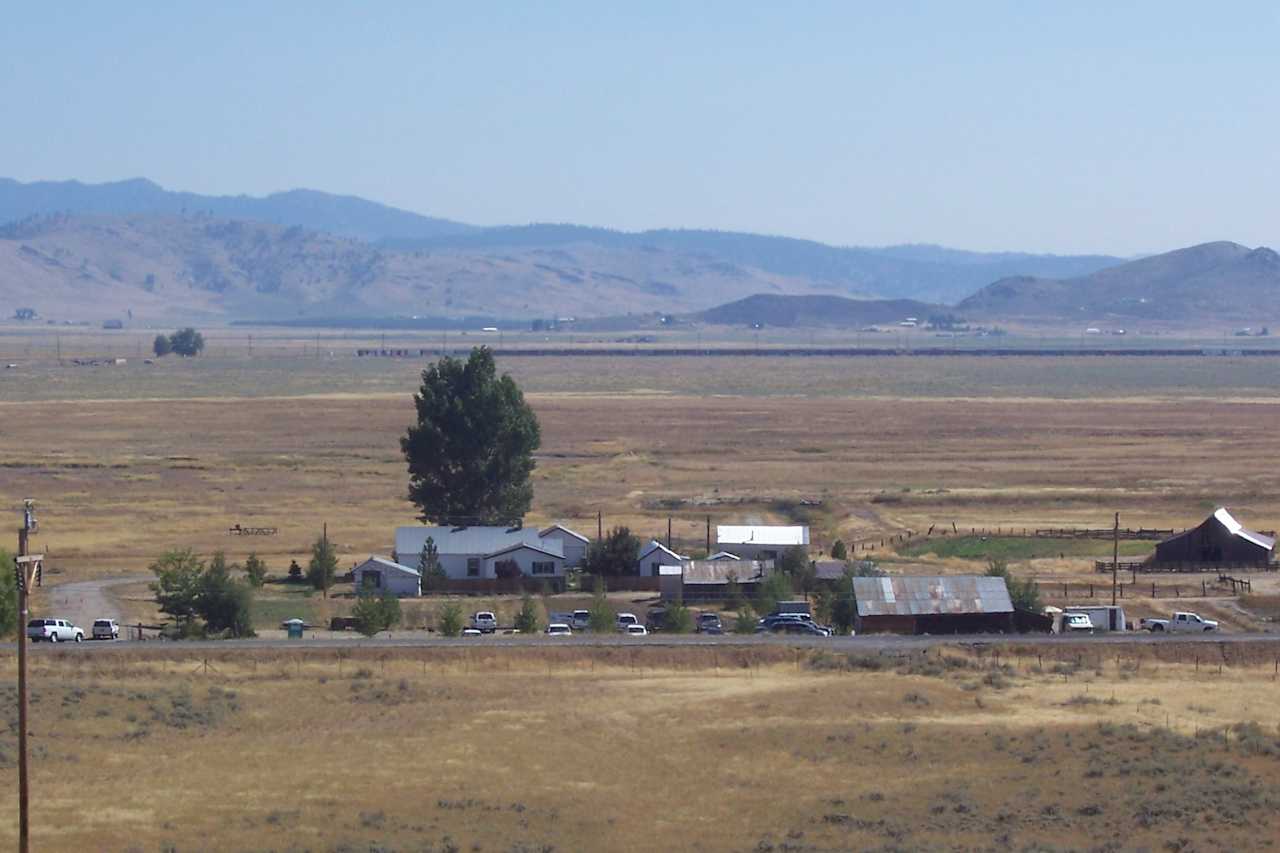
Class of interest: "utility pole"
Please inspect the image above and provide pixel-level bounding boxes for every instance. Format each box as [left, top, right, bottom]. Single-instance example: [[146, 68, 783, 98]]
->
[[1112, 512, 1120, 606], [597, 511, 603, 541], [322, 522, 329, 599], [15, 499, 42, 853]]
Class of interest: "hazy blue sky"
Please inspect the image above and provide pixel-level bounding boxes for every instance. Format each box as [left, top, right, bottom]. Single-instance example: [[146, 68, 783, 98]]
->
[[1, 2, 1276, 254]]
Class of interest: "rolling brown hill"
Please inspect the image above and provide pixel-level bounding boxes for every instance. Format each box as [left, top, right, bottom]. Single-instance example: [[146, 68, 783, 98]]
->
[[0, 213, 841, 323], [959, 241, 1280, 326]]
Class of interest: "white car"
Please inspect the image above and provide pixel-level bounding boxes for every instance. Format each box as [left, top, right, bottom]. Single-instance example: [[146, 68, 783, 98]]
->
[[615, 612, 639, 632], [92, 618, 120, 640], [471, 611, 498, 633], [27, 618, 84, 643], [462, 628, 483, 637], [625, 624, 648, 637], [571, 609, 591, 631], [1062, 613, 1094, 634], [545, 623, 573, 636]]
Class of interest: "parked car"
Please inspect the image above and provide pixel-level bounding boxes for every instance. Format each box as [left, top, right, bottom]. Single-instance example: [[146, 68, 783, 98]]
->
[[92, 619, 120, 640], [462, 628, 483, 637], [644, 607, 667, 631], [545, 623, 573, 636], [616, 612, 639, 632], [1061, 613, 1095, 634], [470, 611, 498, 633], [27, 618, 83, 643], [696, 613, 723, 634], [757, 613, 821, 631], [571, 609, 591, 631], [625, 624, 649, 637], [1140, 611, 1219, 633], [758, 621, 830, 636]]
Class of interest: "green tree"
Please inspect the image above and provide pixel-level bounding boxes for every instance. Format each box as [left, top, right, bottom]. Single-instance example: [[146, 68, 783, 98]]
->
[[439, 601, 464, 637], [756, 572, 793, 617], [662, 602, 693, 633], [778, 546, 815, 593], [830, 540, 848, 560], [585, 526, 641, 577], [287, 559, 303, 583], [401, 347, 541, 523], [0, 548, 16, 638], [200, 565, 254, 637], [152, 334, 172, 357], [354, 591, 401, 637], [986, 558, 1042, 612], [168, 327, 205, 357], [149, 548, 206, 628], [514, 593, 541, 633], [307, 535, 338, 596], [243, 552, 267, 587], [587, 576, 615, 632], [829, 567, 860, 634], [417, 536, 447, 592], [733, 605, 757, 634]]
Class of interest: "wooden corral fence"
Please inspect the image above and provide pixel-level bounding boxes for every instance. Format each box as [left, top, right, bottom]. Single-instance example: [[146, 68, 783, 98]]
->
[[1045, 579, 1241, 601], [1036, 527, 1172, 540], [1095, 560, 1276, 575]]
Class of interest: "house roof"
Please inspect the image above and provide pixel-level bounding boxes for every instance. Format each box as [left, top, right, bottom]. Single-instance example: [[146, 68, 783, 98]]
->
[[485, 541, 565, 561], [355, 556, 421, 577], [681, 560, 770, 585], [639, 540, 685, 562], [852, 575, 1013, 617], [539, 523, 590, 543], [716, 525, 810, 546], [395, 525, 541, 557], [706, 551, 741, 561], [812, 559, 848, 581]]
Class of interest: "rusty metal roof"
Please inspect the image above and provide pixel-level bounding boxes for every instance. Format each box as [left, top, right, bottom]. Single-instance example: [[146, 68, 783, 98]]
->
[[852, 575, 1013, 617]]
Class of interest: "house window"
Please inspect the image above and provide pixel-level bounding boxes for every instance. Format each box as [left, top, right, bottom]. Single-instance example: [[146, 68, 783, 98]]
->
[[531, 561, 555, 575], [466, 558, 480, 577], [361, 571, 382, 589]]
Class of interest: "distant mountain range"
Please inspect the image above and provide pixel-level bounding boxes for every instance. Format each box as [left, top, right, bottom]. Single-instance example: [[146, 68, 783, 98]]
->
[[959, 242, 1280, 325], [0, 177, 1275, 328]]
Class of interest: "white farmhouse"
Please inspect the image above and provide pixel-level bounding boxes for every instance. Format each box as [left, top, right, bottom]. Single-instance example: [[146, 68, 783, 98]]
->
[[393, 525, 567, 580], [538, 523, 590, 567], [638, 540, 686, 577], [352, 556, 422, 597], [715, 525, 810, 563]]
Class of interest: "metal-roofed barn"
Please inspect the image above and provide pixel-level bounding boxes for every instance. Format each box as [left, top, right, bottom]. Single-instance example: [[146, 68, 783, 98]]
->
[[851, 575, 1014, 635], [1154, 508, 1275, 568]]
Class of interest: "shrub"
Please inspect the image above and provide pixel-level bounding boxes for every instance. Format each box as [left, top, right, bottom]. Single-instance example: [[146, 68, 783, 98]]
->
[[587, 581, 614, 632], [307, 535, 338, 594], [354, 592, 402, 637], [662, 602, 694, 633], [733, 606, 757, 634], [756, 572, 793, 617], [439, 602, 464, 637], [830, 540, 847, 560], [585, 526, 641, 576], [986, 558, 1042, 612], [243, 553, 267, 587], [493, 559, 521, 580], [513, 594, 540, 633]]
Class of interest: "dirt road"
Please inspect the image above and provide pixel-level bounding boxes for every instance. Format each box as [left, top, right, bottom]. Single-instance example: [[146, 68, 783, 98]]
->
[[44, 574, 150, 633]]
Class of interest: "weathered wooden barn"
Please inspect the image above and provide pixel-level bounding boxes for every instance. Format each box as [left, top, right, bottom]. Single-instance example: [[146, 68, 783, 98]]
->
[[1154, 508, 1275, 567], [851, 575, 1014, 634]]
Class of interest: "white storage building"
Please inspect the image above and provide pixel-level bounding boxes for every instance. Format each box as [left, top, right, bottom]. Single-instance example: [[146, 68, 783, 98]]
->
[[715, 525, 810, 563], [352, 556, 422, 597]]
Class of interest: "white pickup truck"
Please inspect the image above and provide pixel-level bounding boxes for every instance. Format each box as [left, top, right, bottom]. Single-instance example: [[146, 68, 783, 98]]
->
[[1140, 611, 1219, 633]]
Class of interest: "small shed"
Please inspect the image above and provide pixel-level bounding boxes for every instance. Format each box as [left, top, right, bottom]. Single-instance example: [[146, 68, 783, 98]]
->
[[639, 540, 687, 577], [353, 556, 422, 597], [715, 525, 809, 563], [852, 575, 1014, 635], [666, 559, 773, 602], [1154, 508, 1274, 567]]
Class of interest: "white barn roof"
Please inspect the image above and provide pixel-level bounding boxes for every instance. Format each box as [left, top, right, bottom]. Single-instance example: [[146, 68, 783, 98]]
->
[[716, 525, 810, 546], [395, 525, 543, 558], [639, 540, 686, 562], [1213, 507, 1276, 551], [355, 556, 421, 577], [539, 523, 590, 543]]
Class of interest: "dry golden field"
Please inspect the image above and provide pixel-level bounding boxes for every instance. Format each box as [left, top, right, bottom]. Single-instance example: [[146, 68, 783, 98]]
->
[[2, 644, 1280, 851]]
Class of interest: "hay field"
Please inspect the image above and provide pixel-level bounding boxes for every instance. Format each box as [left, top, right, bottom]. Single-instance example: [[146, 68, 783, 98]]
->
[[2, 644, 1279, 851], [2, 379, 1279, 583]]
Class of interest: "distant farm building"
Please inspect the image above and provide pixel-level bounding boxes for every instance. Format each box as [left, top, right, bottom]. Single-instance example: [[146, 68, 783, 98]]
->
[[660, 559, 773, 603], [393, 525, 568, 580], [639, 540, 686, 577], [851, 575, 1014, 635], [538, 523, 590, 567], [352, 556, 421, 597], [715, 525, 810, 563], [1154, 508, 1275, 568]]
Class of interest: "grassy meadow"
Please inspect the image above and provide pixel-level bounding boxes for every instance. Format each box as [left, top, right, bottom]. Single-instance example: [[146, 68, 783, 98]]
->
[[1, 643, 1280, 851]]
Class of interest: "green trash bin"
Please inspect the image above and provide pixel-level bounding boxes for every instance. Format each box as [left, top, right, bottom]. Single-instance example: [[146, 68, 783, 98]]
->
[[284, 619, 304, 639]]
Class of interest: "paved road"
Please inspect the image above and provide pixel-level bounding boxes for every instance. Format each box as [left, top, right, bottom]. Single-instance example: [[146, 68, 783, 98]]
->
[[44, 574, 149, 635], [30, 629, 1280, 656]]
